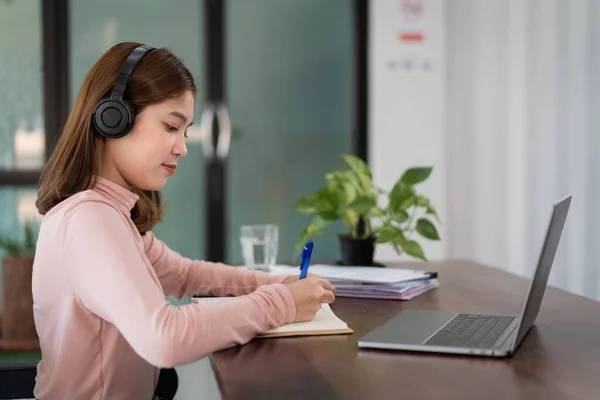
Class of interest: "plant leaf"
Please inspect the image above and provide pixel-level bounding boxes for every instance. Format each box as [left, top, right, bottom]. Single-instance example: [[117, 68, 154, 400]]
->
[[416, 218, 440, 240], [341, 154, 372, 191], [343, 210, 359, 228], [401, 167, 433, 186], [416, 194, 441, 224], [367, 207, 386, 218], [402, 240, 427, 261], [347, 195, 377, 216], [294, 217, 331, 256], [325, 170, 359, 204], [426, 204, 442, 224], [375, 224, 405, 244], [415, 194, 429, 207], [0, 220, 37, 257], [294, 192, 321, 215], [0, 237, 21, 257], [392, 209, 409, 224], [341, 154, 371, 179], [294, 187, 345, 221], [23, 219, 35, 252], [389, 180, 415, 212]]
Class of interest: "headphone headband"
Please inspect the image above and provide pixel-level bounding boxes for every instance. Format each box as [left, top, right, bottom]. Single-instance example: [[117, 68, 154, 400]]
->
[[93, 44, 155, 139], [110, 44, 153, 100]]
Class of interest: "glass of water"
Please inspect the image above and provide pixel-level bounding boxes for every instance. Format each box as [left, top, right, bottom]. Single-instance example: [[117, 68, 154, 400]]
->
[[240, 224, 279, 272]]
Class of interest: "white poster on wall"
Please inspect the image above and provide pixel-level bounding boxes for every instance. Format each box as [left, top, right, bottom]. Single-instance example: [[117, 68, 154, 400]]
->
[[386, 0, 433, 72], [369, 0, 447, 262]]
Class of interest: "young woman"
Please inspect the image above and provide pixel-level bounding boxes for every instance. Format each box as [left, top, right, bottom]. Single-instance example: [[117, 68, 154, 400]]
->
[[31, 42, 336, 400]]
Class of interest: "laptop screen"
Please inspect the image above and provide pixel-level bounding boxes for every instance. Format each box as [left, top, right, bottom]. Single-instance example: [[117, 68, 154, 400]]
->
[[511, 195, 571, 351]]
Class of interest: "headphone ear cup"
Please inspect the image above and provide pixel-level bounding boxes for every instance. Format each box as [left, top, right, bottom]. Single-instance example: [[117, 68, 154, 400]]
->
[[92, 97, 135, 139]]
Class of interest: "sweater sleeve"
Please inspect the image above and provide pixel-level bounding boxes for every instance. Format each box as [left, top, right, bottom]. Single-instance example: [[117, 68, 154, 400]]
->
[[142, 231, 289, 299], [62, 201, 296, 368]]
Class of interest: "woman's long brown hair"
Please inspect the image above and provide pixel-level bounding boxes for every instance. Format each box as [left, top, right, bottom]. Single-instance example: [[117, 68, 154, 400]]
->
[[35, 42, 196, 234]]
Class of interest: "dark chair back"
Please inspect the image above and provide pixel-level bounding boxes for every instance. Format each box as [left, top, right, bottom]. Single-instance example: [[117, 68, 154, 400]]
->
[[0, 363, 179, 399], [0, 362, 37, 400]]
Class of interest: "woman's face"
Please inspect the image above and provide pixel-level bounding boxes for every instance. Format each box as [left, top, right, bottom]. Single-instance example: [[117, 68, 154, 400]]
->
[[101, 90, 194, 191]]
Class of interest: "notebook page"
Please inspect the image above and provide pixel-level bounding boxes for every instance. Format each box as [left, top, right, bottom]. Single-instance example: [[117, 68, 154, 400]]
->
[[265, 303, 348, 333], [192, 297, 349, 334]]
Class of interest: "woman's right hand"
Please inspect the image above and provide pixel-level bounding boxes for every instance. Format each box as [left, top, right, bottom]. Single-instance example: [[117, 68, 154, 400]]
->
[[283, 276, 336, 322]]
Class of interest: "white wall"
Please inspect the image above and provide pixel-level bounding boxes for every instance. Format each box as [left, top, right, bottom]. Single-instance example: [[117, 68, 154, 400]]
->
[[369, 0, 448, 262], [446, 0, 600, 301], [370, 0, 600, 301]]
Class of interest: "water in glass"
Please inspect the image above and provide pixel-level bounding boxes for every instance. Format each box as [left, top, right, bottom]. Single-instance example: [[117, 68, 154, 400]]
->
[[240, 224, 278, 272]]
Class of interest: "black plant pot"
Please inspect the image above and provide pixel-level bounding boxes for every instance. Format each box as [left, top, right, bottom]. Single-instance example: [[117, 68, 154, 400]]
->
[[338, 235, 376, 266]]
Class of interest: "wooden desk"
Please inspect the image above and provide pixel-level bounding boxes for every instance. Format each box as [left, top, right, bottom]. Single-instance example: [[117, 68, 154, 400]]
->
[[208, 260, 600, 400]]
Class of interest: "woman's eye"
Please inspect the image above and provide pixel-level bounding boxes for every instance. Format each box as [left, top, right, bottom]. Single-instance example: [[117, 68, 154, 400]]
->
[[165, 124, 178, 133]]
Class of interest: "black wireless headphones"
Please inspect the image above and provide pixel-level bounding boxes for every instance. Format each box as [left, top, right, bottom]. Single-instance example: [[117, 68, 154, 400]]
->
[[92, 44, 154, 139]]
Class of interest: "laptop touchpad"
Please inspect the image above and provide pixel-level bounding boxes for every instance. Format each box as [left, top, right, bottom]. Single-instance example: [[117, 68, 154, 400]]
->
[[362, 310, 457, 345]]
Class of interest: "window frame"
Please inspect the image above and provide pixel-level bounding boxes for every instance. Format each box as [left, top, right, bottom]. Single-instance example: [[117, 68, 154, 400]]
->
[[0, 0, 69, 187], [0, 0, 369, 261]]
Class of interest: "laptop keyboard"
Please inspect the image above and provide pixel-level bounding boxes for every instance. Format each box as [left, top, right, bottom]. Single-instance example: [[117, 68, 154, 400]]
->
[[424, 313, 515, 349]]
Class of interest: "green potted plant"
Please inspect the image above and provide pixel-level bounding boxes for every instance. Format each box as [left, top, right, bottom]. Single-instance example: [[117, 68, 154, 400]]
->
[[294, 155, 441, 265], [0, 219, 39, 350]]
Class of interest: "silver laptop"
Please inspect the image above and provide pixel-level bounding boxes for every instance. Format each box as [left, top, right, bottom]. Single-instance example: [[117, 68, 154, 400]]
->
[[357, 195, 571, 357]]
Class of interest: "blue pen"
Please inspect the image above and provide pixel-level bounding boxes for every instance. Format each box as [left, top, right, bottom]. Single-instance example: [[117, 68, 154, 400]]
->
[[299, 240, 314, 279]]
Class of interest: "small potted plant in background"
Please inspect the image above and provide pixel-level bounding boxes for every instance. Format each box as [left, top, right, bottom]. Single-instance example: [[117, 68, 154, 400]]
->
[[294, 155, 441, 266], [0, 219, 39, 350]]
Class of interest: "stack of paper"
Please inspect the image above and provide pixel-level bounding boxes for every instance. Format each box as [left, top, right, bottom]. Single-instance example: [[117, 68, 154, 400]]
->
[[333, 279, 439, 300], [270, 264, 439, 301]]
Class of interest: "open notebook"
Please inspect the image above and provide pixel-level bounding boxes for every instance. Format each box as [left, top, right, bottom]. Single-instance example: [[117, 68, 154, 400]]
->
[[192, 297, 353, 338]]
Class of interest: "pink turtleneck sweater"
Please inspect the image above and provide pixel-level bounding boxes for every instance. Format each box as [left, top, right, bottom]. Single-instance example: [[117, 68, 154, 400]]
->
[[32, 177, 296, 400]]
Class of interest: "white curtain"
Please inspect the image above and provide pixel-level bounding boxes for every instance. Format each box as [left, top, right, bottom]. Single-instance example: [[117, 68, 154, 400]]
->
[[447, 0, 600, 300]]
